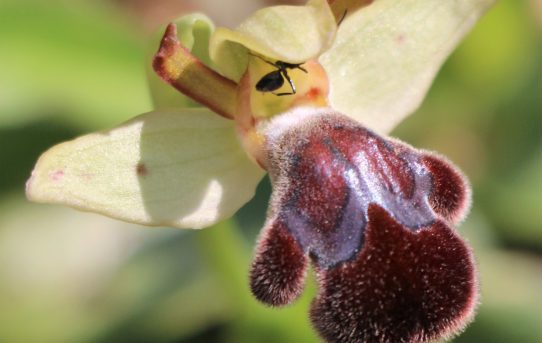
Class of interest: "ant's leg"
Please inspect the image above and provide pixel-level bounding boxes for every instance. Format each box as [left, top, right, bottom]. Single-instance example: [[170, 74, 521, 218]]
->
[[273, 69, 296, 96]]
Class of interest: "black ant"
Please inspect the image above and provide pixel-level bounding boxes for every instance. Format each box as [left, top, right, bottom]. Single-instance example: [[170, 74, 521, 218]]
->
[[249, 10, 346, 97], [250, 53, 307, 96]]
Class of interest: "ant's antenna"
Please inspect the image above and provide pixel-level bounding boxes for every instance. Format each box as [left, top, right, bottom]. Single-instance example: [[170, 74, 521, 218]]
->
[[248, 52, 276, 68]]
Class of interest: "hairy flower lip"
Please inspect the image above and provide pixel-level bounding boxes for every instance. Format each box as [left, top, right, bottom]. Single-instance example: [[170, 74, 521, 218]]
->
[[310, 204, 479, 343], [260, 109, 472, 268], [251, 109, 477, 342]]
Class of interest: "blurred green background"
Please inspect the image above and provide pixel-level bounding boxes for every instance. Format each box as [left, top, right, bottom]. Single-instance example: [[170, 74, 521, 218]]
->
[[1, 0, 541, 342]]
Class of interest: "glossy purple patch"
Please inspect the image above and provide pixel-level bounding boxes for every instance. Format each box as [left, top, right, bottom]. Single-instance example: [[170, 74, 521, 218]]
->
[[268, 112, 442, 268], [249, 109, 476, 342]]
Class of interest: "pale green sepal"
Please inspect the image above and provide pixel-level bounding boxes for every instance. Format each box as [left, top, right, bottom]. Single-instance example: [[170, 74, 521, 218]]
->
[[175, 13, 216, 67], [147, 14, 215, 109], [320, 0, 495, 134], [209, 0, 336, 82], [26, 109, 265, 229]]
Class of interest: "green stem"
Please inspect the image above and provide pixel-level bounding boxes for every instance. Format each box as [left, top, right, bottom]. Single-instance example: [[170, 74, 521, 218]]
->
[[196, 219, 254, 311], [196, 219, 320, 342]]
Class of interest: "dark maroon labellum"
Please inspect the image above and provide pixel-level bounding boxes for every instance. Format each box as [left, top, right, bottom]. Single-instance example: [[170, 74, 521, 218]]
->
[[249, 110, 476, 343]]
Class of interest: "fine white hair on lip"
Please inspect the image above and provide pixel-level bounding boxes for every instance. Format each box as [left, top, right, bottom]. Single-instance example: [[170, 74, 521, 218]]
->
[[262, 106, 334, 146]]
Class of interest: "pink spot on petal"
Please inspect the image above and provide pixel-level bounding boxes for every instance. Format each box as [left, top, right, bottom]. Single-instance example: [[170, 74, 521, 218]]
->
[[50, 170, 64, 181], [396, 33, 407, 44]]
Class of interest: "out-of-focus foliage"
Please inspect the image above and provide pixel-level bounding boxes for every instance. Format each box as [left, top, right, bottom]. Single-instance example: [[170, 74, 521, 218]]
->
[[0, 0, 541, 342]]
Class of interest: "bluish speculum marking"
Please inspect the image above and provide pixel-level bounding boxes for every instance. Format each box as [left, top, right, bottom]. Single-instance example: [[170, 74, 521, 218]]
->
[[268, 111, 437, 269]]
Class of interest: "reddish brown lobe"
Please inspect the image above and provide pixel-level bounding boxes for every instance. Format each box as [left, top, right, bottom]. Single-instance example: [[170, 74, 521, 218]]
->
[[310, 204, 477, 343], [422, 154, 469, 223], [250, 219, 309, 306]]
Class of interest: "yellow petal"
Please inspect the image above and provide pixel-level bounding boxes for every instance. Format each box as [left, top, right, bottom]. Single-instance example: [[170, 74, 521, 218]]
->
[[209, 0, 336, 82], [26, 109, 265, 229], [320, 0, 495, 134]]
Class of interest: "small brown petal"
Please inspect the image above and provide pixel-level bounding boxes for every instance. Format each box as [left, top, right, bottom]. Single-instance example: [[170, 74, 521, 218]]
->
[[250, 218, 309, 306], [422, 154, 471, 224]]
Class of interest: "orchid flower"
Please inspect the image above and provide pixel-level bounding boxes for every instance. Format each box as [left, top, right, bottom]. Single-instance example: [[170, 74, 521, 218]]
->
[[26, 0, 494, 342]]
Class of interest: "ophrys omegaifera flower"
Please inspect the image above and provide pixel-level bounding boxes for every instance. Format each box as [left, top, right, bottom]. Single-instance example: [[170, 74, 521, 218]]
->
[[26, 0, 494, 342]]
